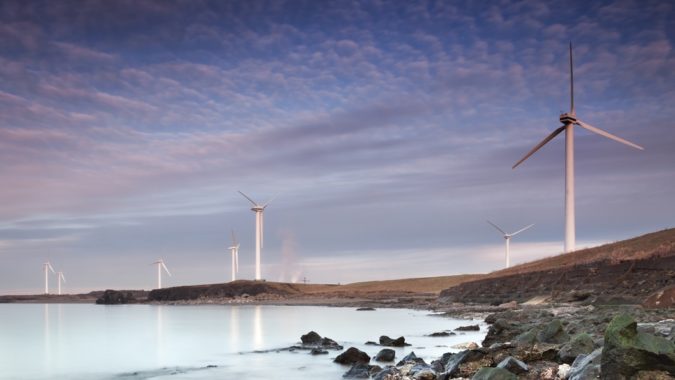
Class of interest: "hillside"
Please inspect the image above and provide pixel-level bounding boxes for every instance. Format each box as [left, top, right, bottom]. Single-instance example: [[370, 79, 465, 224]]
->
[[439, 228, 675, 305]]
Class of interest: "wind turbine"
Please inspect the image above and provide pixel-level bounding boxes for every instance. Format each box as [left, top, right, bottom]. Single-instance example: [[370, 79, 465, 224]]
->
[[238, 191, 274, 281], [487, 221, 534, 268], [152, 259, 171, 289], [57, 271, 66, 295], [43, 262, 55, 295], [512, 43, 643, 253], [228, 230, 240, 281]]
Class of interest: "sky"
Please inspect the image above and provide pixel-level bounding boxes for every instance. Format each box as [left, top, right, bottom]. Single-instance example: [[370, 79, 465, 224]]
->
[[1, 0, 673, 294]]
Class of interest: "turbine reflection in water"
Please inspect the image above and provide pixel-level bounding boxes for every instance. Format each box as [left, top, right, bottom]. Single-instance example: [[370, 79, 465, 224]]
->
[[253, 305, 263, 350]]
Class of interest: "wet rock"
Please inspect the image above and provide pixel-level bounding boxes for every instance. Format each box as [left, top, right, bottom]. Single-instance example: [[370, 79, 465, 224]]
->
[[335, 347, 371, 365], [343, 362, 372, 378], [568, 348, 602, 380], [301, 331, 322, 345], [428, 331, 454, 337], [357, 307, 376, 311], [373, 366, 402, 380], [365, 341, 379, 345], [396, 351, 426, 366], [380, 335, 408, 347], [456, 324, 480, 331], [321, 337, 341, 348], [311, 348, 328, 355], [471, 367, 516, 380], [496, 356, 528, 375], [537, 319, 570, 344], [483, 319, 522, 347], [601, 314, 675, 379], [558, 333, 595, 364], [413, 368, 437, 380], [375, 348, 396, 362]]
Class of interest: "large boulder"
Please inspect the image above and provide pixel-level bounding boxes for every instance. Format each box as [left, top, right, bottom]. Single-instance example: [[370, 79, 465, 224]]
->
[[375, 348, 396, 362], [558, 333, 595, 364], [601, 314, 675, 379], [471, 367, 517, 380], [301, 331, 322, 344], [380, 335, 408, 347], [335, 347, 371, 365]]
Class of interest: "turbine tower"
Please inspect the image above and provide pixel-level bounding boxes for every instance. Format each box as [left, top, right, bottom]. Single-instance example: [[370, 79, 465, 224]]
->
[[43, 262, 55, 295], [238, 191, 274, 281], [512, 43, 643, 253], [228, 230, 240, 281], [487, 221, 534, 268], [57, 271, 66, 295], [152, 259, 171, 289]]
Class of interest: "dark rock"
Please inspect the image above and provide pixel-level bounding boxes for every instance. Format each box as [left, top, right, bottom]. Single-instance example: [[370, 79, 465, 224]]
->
[[496, 356, 529, 375], [521, 360, 559, 380], [380, 335, 408, 347], [373, 367, 402, 380], [633, 370, 675, 379], [321, 337, 341, 348], [514, 328, 539, 347], [537, 319, 570, 344], [568, 348, 602, 380], [301, 331, 322, 345], [442, 350, 472, 377], [601, 314, 675, 379], [357, 307, 376, 311], [343, 363, 372, 378], [396, 351, 426, 366], [311, 348, 328, 355], [558, 333, 595, 364], [428, 331, 454, 337], [375, 348, 395, 362], [365, 341, 379, 345], [471, 367, 517, 380], [335, 347, 371, 365], [482, 318, 522, 347], [95, 290, 136, 304], [456, 324, 480, 331]]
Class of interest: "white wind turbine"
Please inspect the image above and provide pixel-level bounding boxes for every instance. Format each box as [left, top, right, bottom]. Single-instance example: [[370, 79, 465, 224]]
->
[[228, 230, 240, 281], [152, 259, 171, 289], [238, 191, 274, 281], [487, 221, 534, 268], [43, 261, 55, 295], [513, 43, 643, 253], [57, 271, 66, 295]]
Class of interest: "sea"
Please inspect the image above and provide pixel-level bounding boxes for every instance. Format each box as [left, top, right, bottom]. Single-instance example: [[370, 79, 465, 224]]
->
[[0, 304, 486, 380]]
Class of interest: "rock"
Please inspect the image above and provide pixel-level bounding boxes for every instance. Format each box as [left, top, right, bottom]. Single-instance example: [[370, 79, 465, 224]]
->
[[558, 333, 595, 364], [321, 337, 341, 348], [644, 286, 675, 309], [441, 349, 489, 377], [471, 367, 517, 380], [499, 301, 518, 309], [428, 331, 454, 337], [633, 370, 675, 380], [456, 324, 481, 331], [375, 348, 396, 362], [365, 341, 379, 345], [301, 331, 322, 345], [557, 363, 571, 379], [482, 318, 522, 347], [343, 362, 372, 378], [496, 356, 528, 375], [311, 348, 328, 355], [379, 335, 408, 347], [396, 351, 426, 366], [522, 361, 559, 380], [373, 366, 402, 380], [515, 328, 539, 347], [413, 369, 437, 380], [335, 347, 371, 365], [95, 290, 136, 304], [601, 314, 675, 379], [357, 307, 376, 311], [537, 319, 570, 344], [568, 348, 602, 380]]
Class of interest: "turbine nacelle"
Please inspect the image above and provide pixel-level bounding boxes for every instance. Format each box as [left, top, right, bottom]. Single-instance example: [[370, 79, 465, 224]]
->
[[559, 112, 577, 124]]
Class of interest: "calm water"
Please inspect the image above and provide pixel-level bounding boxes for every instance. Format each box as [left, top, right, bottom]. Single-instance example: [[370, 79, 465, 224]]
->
[[0, 304, 486, 380]]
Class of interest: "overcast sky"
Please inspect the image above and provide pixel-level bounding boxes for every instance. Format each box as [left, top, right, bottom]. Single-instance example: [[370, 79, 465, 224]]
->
[[1, 0, 673, 294]]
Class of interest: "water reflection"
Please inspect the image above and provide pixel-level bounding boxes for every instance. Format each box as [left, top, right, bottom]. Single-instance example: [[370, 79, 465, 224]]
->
[[253, 305, 263, 349], [229, 306, 239, 351], [156, 305, 164, 365], [43, 304, 51, 371]]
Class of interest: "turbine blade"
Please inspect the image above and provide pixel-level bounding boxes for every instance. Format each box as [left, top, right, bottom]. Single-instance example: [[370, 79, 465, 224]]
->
[[61, 273, 66, 283], [48, 263, 55, 274], [511, 223, 535, 236], [262, 194, 277, 209], [486, 220, 507, 235], [231, 229, 237, 245], [162, 262, 172, 277], [570, 42, 574, 114], [575, 120, 644, 150], [512, 126, 566, 169], [238, 191, 258, 206]]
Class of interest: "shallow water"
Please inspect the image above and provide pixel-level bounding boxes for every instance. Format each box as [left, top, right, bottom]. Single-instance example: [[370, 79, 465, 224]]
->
[[0, 304, 486, 379]]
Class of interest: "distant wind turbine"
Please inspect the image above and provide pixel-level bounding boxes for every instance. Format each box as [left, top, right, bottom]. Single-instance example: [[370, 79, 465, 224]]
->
[[152, 259, 171, 289], [238, 191, 274, 281], [512, 43, 643, 253], [487, 221, 534, 268], [228, 230, 240, 281], [57, 271, 66, 295], [43, 262, 55, 295]]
